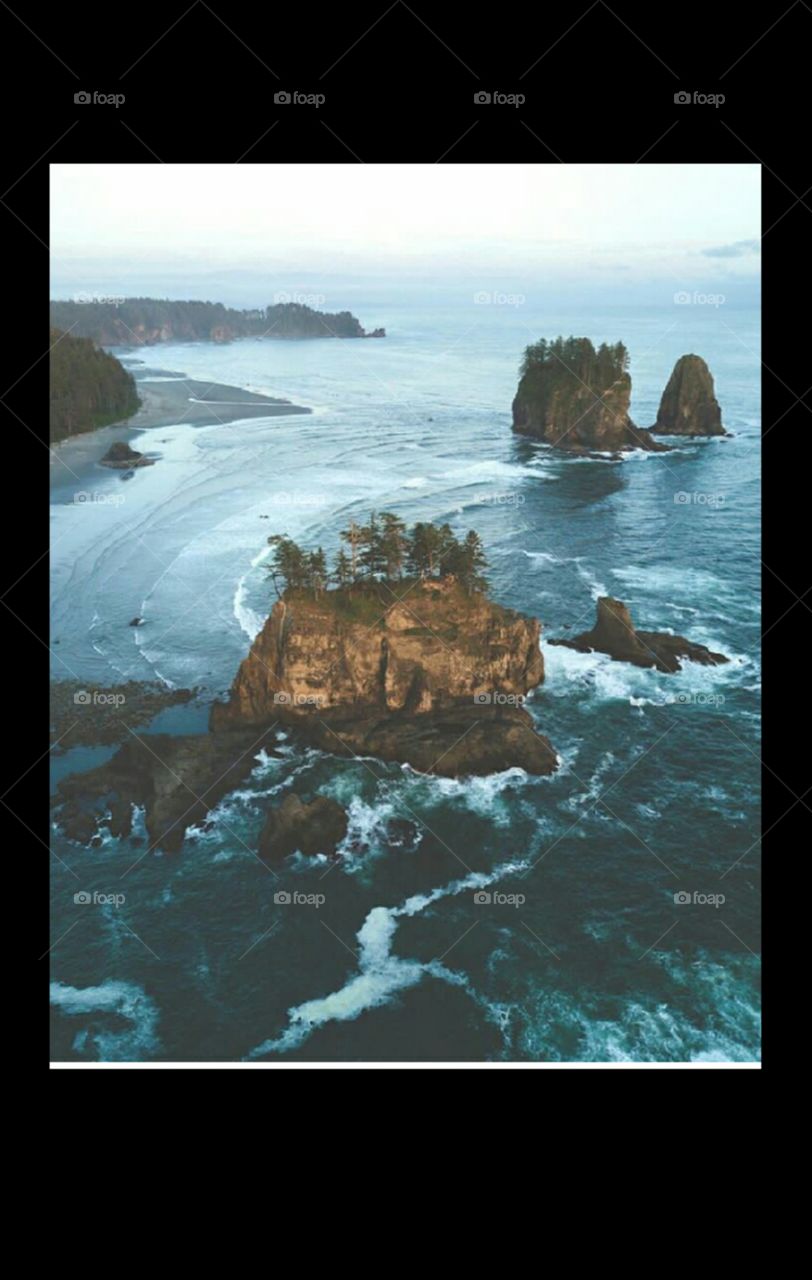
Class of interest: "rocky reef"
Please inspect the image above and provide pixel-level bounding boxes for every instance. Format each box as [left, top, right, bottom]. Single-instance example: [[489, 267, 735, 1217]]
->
[[651, 354, 727, 436], [52, 728, 270, 853], [550, 597, 729, 673], [512, 336, 668, 453], [210, 579, 556, 776]]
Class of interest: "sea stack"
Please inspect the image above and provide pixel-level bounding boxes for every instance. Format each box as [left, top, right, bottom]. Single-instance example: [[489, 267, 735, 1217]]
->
[[210, 578, 558, 777], [549, 596, 729, 673], [512, 336, 668, 453], [651, 354, 726, 436]]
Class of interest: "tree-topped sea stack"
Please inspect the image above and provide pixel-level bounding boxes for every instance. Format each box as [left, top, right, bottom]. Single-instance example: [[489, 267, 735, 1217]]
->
[[511, 336, 667, 453], [211, 514, 557, 778], [651, 354, 726, 436]]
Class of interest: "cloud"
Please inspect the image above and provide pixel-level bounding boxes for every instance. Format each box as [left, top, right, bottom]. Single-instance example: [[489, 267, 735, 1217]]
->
[[702, 238, 761, 258]]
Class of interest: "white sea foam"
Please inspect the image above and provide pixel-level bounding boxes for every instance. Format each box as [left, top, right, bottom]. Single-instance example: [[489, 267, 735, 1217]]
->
[[246, 858, 529, 1059], [234, 543, 273, 640], [50, 980, 160, 1061]]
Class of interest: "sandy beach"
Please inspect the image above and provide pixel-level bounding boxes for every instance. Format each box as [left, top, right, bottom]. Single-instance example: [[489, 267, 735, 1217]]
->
[[50, 373, 311, 491]]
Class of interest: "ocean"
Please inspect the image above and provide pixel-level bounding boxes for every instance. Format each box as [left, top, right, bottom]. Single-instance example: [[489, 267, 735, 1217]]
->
[[49, 294, 761, 1062]]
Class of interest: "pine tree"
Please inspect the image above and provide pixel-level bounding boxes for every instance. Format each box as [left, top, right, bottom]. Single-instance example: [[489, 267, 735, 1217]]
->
[[333, 549, 353, 589], [309, 547, 327, 597], [267, 535, 308, 593], [359, 511, 387, 579], [379, 511, 408, 580], [340, 519, 364, 581], [407, 522, 443, 577], [455, 530, 489, 593]]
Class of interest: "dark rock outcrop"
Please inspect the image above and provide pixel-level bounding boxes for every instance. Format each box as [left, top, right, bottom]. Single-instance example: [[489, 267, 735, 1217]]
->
[[651, 354, 726, 436], [100, 440, 154, 469], [52, 583, 559, 854], [258, 794, 348, 862], [52, 729, 270, 853], [210, 579, 557, 776], [549, 597, 728, 673], [512, 336, 668, 453]]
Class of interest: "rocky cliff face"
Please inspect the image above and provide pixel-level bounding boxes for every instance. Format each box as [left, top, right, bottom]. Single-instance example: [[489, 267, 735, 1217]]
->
[[211, 580, 556, 775], [512, 355, 667, 453], [651, 354, 725, 436]]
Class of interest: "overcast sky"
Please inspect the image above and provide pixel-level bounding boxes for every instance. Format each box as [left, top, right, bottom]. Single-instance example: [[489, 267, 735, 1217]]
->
[[50, 163, 760, 296]]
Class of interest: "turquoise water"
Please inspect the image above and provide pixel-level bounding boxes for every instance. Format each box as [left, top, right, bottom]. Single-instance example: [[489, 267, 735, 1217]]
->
[[49, 297, 760, 1062]]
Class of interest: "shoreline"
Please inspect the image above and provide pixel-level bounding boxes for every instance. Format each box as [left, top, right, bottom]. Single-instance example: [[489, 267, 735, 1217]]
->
[[50, 373, 312, 493]]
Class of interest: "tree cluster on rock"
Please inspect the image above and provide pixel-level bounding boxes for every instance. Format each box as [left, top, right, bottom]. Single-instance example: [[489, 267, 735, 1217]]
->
[[267, 514, 488, 597]]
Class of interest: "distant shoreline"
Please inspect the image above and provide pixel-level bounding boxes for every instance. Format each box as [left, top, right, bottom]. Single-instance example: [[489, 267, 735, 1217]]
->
[[50, 374, 311, 493]]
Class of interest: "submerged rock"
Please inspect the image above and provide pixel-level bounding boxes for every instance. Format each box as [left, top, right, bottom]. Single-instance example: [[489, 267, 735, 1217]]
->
[[549, 597, 728, 673], [258, 794, 348, 862], [651, 354, 726, 436], [512, 336, 668, 453]]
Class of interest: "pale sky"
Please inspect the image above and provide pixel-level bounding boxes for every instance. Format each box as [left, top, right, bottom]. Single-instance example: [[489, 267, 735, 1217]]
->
[[50, 163, 760, 294]]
